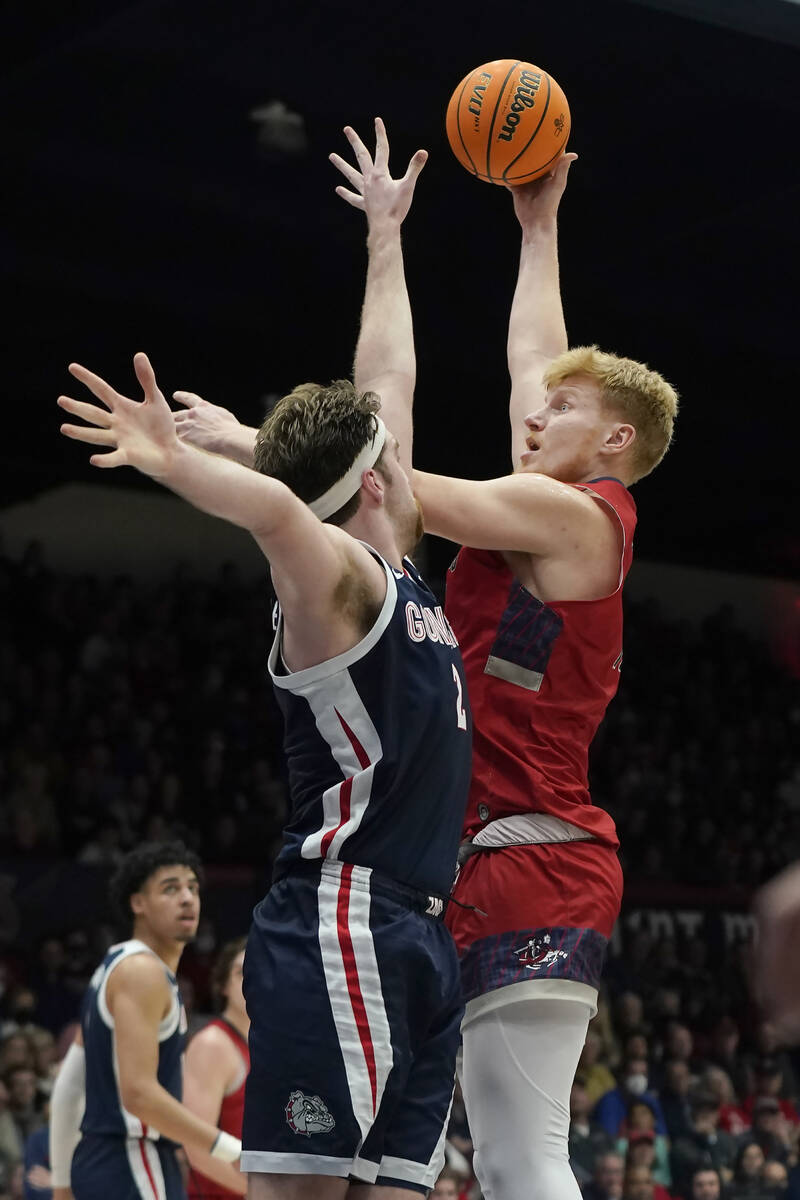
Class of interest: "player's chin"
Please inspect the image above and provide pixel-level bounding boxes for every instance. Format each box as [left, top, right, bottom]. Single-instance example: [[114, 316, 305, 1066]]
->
[[175, 921, 199, 942]]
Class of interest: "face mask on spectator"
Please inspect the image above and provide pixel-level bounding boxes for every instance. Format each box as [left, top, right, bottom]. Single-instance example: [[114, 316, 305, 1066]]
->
[[625, 1073, 648, 1095]]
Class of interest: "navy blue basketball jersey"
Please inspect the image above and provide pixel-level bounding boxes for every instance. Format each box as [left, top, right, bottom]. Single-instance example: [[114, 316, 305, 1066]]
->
[[269, 549, 473, 898], [80, 939, 186, 1139]]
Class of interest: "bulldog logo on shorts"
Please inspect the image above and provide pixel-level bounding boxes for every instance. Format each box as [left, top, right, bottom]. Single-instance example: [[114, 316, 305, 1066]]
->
[[285, 1090, 336, 1136], [513, 932, 568, 972]]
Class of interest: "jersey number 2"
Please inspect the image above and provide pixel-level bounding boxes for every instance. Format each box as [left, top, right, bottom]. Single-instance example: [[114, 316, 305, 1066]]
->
[[452, 664, 468, 731]]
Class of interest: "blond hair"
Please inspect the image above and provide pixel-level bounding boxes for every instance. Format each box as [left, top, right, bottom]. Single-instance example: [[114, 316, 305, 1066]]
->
[[543, 346, 679, 481]]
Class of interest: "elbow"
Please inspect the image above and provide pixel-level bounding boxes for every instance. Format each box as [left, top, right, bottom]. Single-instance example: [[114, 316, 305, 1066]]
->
[[120, 1080, 153, 1120]]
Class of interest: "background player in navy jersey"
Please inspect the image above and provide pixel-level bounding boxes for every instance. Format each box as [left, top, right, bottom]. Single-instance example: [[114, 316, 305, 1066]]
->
[[172, 119, 678, 1200], [58, 360, 472, 1199], [184, 938, 249, 1198], [49, 841, 243, 1200]]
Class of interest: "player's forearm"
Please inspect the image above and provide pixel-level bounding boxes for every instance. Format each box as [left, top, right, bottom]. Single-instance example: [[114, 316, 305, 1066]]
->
[[121, 1080, 227, 1155], [159, 440, 292, 540], [213, 423, 258, 467], [185, 1146, 247, 1195], [355, 224, 416, 395], [507, 218, 568, 376], [49, 1043, 85, 1187]]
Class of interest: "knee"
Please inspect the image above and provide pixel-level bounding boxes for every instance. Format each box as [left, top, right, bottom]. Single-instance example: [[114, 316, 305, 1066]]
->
[[474, 1143, 579, 1200]]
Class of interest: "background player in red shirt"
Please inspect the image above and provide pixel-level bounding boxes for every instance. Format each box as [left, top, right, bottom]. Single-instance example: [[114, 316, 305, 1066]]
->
[[185, 938, 249, 1198]]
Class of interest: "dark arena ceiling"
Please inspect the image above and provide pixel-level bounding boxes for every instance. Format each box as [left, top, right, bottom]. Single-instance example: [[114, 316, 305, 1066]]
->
[[5, 0, 800, 577]]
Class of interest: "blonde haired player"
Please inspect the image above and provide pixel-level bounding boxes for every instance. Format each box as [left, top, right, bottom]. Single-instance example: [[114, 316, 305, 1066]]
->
[[172, 117, 677, 1200]]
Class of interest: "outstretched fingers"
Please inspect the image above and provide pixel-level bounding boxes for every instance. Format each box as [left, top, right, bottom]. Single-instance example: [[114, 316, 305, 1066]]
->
[[342, 124, 372, 170], [172, 390, 204, 409], [89, 448, 128, 469], [132, 351, 161, 401], [334, 185, 365, 210], [329, 151, 364, 193], [403, 148, 428, 184], [374, 116, 389, 170], [68, 363, 119, 410], [56, 396, 112, 428], [58, 418, 117, 448]]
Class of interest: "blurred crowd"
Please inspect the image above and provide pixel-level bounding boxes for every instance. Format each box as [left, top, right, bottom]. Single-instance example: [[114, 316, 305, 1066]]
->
[[1, 542, 797, 883], [1, 542, 799, 1198]]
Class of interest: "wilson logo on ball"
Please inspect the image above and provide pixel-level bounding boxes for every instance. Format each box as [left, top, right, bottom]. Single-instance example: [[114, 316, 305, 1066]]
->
[[497, 69, 542, 142]]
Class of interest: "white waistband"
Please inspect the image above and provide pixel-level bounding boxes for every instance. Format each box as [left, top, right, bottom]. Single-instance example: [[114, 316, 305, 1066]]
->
[[471, 813, 595, 850]]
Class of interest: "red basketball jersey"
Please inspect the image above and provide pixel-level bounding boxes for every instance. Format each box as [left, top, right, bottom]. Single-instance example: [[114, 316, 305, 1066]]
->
[[187, 1018, 250, 1199], [445, 477, 636, 847]]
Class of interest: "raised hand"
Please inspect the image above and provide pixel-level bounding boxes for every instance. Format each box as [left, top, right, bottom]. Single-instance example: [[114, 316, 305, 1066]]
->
[[172, 390, 244, 453], [330, 117, 427, 228], [58, 352, 179, 479], [508, 152, 578, 232]]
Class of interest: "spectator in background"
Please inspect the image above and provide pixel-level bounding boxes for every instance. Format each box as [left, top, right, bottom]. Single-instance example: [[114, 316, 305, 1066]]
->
[[744, 1097, 793, 1165], [569, 1081, 614, 1186], [622, 1134, 670, 1195], [670, 1091, 737, 1198], [583, 1150, 625, 1200], [0, 1040, 32, 1078], [663, 1022, 698, 1074], [661, 1059, 695, 1142], [431, 1165, 468, 1199], [742, 1060, 800, 1128], [21, 1123, 50, 1200], [3, 1069, 42, 1149], [0, 1079, 21, 1179], [616, 994, 649, 1040], [616, 1102, 671, 1188], [29, 943, 74, 1039], [707, 1017, 750, 1101], [594, 1057, 667, 1138], [748, 1026, 799, 1104], [624, 1034, 651, 1064], [728, 1141, 769, 1199], [577, 1028, 618, 1107], [763, 1160, 789, 1192], [702, 1065, 749, 1137], [622, 1163, 668, 1200], [689, 1166, 722, 1199]]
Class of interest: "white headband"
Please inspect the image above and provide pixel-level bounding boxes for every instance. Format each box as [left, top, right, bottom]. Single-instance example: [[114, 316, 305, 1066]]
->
[[308, 416, 387, 521]]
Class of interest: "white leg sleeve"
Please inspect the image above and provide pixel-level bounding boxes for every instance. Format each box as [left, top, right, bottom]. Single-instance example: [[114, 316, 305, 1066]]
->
[[49, 1040, 86, 1187], [461, 996, 592, 1200]]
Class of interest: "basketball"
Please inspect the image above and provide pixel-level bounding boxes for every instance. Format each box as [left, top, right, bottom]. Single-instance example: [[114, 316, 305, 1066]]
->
[[446, 59, 571, 185]]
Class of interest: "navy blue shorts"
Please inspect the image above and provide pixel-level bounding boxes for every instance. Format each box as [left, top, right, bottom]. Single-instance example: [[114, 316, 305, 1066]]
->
[[241, 860, 464, 1194], [72, 1133, 185, 1200]]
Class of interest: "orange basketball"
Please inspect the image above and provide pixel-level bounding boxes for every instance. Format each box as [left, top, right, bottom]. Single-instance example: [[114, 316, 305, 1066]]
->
[[446, 59, 570, 185]]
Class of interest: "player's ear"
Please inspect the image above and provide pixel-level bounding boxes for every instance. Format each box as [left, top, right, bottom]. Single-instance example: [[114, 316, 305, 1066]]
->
[[604, 424, 636, 455], [361, 468, 386, 505], [129, 890, 146, 917]]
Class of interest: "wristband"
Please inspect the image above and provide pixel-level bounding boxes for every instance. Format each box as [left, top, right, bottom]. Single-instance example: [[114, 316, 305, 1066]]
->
[[210, 1130, 241, 1162]]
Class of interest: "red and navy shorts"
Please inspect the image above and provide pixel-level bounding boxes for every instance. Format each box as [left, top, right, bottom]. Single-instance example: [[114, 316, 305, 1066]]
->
[[241, 859, 463, 1194], [447, 840, 623, 1005], [71, 1133, 183, 1200]]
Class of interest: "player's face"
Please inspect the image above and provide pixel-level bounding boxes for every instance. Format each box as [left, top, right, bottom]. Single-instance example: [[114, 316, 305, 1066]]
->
[[132, 864, 201, 945], [224, 950, 247, 1018], [519, 375, 617, 482], [432, 1183, 459, 1200]]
